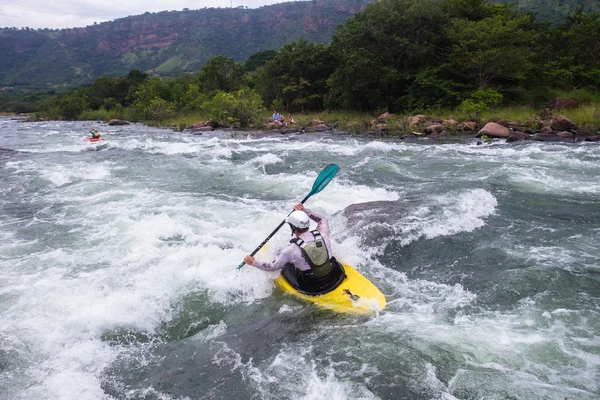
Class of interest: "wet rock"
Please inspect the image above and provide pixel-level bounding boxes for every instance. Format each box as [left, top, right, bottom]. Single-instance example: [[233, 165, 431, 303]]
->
[[460, 121, 478, 131], [476, 122, 510, 138], [551, 115, 577, 132], [506, 132, 529, 142], [533, 133, 565, 142], [556, 131, 575, 138], [108, 119, 129, 126], [188, 125, 213, 132], [426, 131, 448, 140], [305, 123, 329, 132], [508, 121, 524, 132], [342, 201, 410, 230], [423, 124, 445, 134]]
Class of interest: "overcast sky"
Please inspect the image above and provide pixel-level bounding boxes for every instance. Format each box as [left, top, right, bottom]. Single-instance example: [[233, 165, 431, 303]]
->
[[0, 0, 290, 29]]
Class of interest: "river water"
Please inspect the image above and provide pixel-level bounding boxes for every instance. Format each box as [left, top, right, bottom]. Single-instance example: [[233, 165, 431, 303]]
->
[[0, 117, 599, 400]]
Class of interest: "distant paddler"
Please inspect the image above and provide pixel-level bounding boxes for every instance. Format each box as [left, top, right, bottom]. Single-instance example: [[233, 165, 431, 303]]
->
[[85, 129, 104, 142]]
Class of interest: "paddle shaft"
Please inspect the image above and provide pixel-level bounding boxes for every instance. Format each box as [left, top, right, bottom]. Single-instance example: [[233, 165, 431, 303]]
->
[[237, 193, 310, 269]]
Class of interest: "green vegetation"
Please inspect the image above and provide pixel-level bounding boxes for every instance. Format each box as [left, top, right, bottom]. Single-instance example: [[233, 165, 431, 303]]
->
[[1, 0, 599, 134]]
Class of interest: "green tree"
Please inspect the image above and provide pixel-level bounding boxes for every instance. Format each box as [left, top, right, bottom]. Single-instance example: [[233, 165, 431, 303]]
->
[[86, 76, 121, 110], [244, 50, 277, 72], [146, 98, 176, 122], [446, 12, 536, 91], [326, 0, 447, 111], [543, 9, 600, 90], [199, 56, 245, 94], [59, 92, 88, 119], [441, 0, 492, 21], [256, 40, 338, 112]]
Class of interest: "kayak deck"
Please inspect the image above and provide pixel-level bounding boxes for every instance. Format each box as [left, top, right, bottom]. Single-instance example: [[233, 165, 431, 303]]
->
[[274, 264, 386, 314]]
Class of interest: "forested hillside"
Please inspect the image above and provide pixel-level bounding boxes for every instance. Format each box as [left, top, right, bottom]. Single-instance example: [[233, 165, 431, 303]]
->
[[0, 0, 370, 89], [494, 0, 600, 23], [0, 0, 598, 90]]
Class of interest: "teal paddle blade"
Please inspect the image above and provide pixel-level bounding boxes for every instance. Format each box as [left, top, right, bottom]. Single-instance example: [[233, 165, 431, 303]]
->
[[308, 163, 339, 197]]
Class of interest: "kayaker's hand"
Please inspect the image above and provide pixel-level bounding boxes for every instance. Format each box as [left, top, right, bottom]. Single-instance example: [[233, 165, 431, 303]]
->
[[244, 255, 255, 265], [293, 203, 304, 211]]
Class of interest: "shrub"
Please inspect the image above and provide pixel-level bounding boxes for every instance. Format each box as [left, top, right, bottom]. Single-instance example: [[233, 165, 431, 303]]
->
[[458, 89, 503, 119], [202, 88, 265, 128]]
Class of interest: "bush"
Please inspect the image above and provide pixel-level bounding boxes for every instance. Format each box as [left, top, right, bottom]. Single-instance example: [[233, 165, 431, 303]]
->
[[458, 89, 503, 119], [202, 88, 265, 128]]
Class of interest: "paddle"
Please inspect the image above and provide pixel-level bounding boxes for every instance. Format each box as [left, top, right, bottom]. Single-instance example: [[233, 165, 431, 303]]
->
[[237, 163, 340, 270]]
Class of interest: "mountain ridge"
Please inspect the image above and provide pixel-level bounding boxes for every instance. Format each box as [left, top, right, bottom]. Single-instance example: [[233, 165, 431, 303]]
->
[[0, 0, 371, 88]]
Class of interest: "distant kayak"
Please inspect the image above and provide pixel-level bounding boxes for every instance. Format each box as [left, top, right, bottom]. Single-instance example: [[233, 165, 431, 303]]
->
[[274, 260, 386, 314], [84, 137, 104, 142]]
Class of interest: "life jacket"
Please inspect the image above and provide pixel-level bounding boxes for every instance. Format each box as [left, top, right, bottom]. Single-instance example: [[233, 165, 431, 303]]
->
[[290, 230, 332, 279]]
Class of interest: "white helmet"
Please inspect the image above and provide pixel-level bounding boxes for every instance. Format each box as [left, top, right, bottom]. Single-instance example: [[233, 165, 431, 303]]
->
[[285, 210, 310, 229]]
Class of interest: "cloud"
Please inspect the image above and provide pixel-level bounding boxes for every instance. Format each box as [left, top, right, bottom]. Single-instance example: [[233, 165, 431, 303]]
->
[[0, 0, 288, 29]]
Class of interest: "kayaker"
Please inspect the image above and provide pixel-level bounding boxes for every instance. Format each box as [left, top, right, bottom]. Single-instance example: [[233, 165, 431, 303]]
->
[[89, 129, 100, 139], [243, 203, 341, 293]]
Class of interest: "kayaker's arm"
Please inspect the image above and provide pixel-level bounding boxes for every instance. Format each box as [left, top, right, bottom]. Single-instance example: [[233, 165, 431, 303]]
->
[[303, 208, 329, 236], [245, 246, 294, 271]]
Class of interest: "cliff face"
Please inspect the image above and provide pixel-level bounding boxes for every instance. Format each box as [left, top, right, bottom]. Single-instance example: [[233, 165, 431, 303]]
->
[[0, 0, 373, 88]]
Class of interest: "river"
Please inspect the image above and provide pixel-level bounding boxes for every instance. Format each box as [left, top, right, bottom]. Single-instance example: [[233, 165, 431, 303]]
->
[[1, 117, 599, 399]]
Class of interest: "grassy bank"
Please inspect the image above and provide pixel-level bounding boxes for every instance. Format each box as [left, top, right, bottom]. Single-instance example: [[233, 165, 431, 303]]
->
[[162, 99, 600, 135], [27, 94, 600, 135]]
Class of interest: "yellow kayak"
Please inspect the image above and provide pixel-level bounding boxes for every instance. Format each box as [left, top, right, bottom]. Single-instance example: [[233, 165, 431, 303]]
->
[[274, 263, 386, 314]]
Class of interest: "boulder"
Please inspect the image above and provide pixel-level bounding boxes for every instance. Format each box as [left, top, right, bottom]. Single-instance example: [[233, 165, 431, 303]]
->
[[108, 119, 129, 126], [585, 136, 600, 142], [546, 97, 579, 110], [556, 131, 575, 138], [461, 121, 478, 131], [506, 132, 530, 142], [192, 121, 209, 129], [508, 121, 524, 132], [443, 119, 458, 129], [427, 131, 448, 140], [407, 115, 426, 125], [551, 115, 577, 132], [476, 122, 511, 138], [305, 124, 329, 132], [308, 119, 325, 127], [423, 124, 445, 134], [533, 133, 564, 142], [191, 125, 213, 132], [378, 112, 393, 122]]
